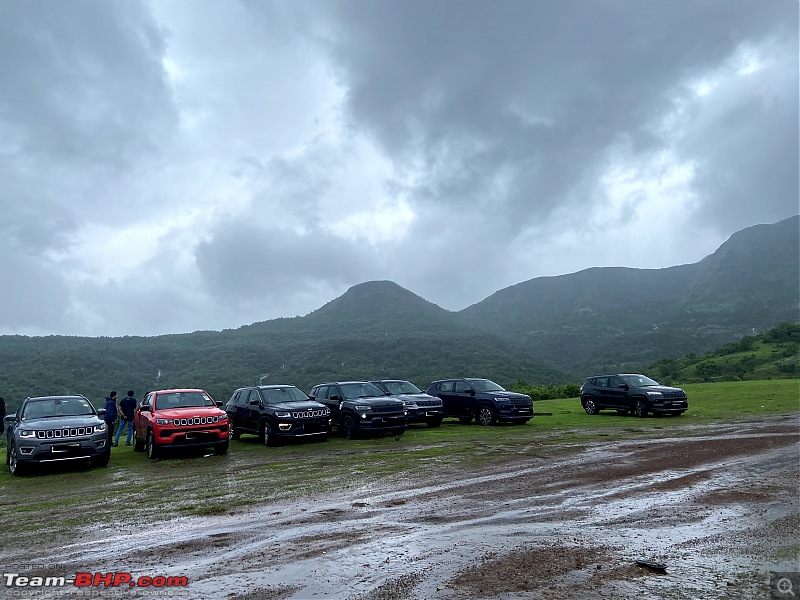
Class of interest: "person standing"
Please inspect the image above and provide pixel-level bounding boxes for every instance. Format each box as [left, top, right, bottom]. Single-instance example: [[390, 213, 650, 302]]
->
[[0, 397, 6, 437], [103, 391, 118, 447], [114, 390, 136, 447]]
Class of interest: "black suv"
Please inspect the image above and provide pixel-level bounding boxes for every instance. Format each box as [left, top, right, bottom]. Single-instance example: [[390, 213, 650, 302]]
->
[[425, 378, 534, 425], [580, 374, 688, 418], [226, 385, 331, 446], [370, 380, 444, 427], [309, 381, 407, 439], [5, 395, 110, 476]]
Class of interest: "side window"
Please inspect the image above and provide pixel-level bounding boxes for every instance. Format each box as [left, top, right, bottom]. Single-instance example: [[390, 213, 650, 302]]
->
[[596, 378, 609, 388], [329, 386, 341, 400], [440, 381, 453, 392], [454, 381, 471, 393], [231, 391, 241, 404], [608, 377, 624, 388], [316, 386, 329, 400], [246, 390, 260, 405]]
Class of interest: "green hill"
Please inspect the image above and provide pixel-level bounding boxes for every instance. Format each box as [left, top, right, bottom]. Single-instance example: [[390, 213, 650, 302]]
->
[[458, 216, 800, 375], [0, 281, 567, 412], [648, 321, 800, 384]]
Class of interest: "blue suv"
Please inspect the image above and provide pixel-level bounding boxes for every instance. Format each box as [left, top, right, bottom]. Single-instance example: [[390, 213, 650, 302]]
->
[[425, 378, 534, 425]]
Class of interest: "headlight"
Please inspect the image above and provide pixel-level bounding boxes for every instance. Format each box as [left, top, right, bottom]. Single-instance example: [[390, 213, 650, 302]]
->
[[19, 430, 36, 438], [155, 418, 171, 425], [218, 414, 228, 421], [646, 391, 663, 397], [94, 423, 107, 432], [354, 405, 371, 411], [274, 411, 291, 418]]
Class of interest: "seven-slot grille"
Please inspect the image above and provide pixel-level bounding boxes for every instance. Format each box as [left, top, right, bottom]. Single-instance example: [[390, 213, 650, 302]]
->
[[499, 397, 531, 405], [291, 409, 328, 419], [36, 427, 93, 439], [172, 416, 221, 426], [663, 392, 686, 399], [415, 399, 441, 407], [370, 404, 403, 414]]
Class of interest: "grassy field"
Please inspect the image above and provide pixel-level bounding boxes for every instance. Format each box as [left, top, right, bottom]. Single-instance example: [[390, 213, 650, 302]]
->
[[0, 379, 797, 541]]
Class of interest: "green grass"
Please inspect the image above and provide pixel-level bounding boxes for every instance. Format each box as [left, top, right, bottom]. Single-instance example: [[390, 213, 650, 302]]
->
[[0, 379, 796, 543]]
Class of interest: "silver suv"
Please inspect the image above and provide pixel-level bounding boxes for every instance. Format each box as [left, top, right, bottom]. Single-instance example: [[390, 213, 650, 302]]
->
[[5, 395, 110, 476]]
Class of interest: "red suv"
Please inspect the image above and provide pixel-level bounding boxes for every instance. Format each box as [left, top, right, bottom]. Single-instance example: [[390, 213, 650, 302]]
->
[[133, 389, 229, 458]]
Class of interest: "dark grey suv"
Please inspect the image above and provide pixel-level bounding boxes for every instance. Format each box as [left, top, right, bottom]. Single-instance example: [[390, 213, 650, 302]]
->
[[425, 378, 534, 425], [370, 380, 444, 427], [580, 374, 688, 417], [5, 395, 110, 476], [309, 382, 407, 439]]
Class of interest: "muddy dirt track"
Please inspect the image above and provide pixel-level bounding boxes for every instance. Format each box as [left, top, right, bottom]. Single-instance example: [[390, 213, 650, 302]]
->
[[2, 414, 799, 600]]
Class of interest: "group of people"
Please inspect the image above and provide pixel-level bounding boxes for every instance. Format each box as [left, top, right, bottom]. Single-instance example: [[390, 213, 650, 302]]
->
[[103, 390, 137, 447]]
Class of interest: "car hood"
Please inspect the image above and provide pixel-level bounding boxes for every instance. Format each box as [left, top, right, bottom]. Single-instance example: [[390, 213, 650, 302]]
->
[[641, 385, 686, 395], [395, 393, 441, 403], [269, 401, 328, 412], [153, 407, 226, 419], [19, 415, 102, 428], [486, 391, 532, 401], [346, 396, 403, 406]]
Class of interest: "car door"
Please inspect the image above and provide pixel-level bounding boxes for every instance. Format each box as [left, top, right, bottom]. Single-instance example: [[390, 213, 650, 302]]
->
[[453, 380, 475, 416], [592, 377, 612, 408], [606, 376, 629, 408], [437, 380, 462, 417], [244, 389, 263, 431]]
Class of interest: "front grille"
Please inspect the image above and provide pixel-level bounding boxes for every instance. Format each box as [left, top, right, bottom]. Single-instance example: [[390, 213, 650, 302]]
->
[[371, 404, 403, 414], [291, 409, 328, 419], [500, 398, 531, 405], [415, 400, 441, 407], [664, 392, 686, 399], [36, 427, 93, 439], [173, 416, 220, 426]]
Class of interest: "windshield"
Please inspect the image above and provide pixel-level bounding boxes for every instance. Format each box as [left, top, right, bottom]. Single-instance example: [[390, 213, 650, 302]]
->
[[467, 379, 505, 392], [621, 375, 660, 387], [340, 383, 385, 399], [22, 397, 95, 420], [381, 381, 422, 395], [155, 391, 214, 409], [261, 387, 309, 403]]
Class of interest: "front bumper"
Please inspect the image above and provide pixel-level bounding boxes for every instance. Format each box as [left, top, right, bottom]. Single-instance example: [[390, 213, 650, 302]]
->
[[14, 435, 108, 464], [651, 399, 688, 414], [407, 408, 444, 423], [496, 405, 534, 421], [354, 413, 407, 431], [275, 418, 332, 439], [155, 425, 229, 447]]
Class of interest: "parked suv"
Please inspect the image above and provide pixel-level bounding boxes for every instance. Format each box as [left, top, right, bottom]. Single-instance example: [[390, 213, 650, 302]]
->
[[309, 381, 407, 439], [580, 374, 688, 418], [226, 385, 331, 446], [370, 380, 444, 427], [426, 378, 534, 425], [134, 389, 229, 458], [5, 395, 110, 476]]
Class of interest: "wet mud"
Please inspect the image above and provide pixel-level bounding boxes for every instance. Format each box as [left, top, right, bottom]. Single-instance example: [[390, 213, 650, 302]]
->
[[2, 415, 798, 599]]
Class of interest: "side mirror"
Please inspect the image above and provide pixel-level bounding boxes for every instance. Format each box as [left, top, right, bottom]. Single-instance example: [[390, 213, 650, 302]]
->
[[330, 395, 341, 401], [97, 408, 107, 417], [140, 403, 151, 412], [249, 400, 260, 406], [215, 400, 223, 408], [619, 384, 629, 390], [5, 413, 16, 423], [468, 389, 476, 396], [308, 396, 315, 401]]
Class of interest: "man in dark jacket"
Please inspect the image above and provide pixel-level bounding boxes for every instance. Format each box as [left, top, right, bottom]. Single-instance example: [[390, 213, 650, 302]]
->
[[113, 390, 136, 447], [104, 391, 118, 447]]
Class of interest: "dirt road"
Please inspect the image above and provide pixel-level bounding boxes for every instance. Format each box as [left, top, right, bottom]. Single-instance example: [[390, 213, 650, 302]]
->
[[3, 414, 798, 599]]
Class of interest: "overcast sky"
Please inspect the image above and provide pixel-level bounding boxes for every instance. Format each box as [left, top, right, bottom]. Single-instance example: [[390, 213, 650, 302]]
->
[[1, 0, 797, 337]]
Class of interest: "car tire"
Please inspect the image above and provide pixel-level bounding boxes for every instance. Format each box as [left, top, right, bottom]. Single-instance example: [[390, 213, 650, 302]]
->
[[476, 406, 497, 426], [426, 418, 443, 428], [8, 445, 27, 476], [91, 451, 111, 468], [458, 416, 473, 424], [214, 441, 229, 455], [342, 414, 358, 440], [146, 430, 160, 459], [133, 435, 145, 452], [634, 399, 648, 418], [583, 397, 599, 415], [263, 421, 279, 447], [229, 419, 241, 440]]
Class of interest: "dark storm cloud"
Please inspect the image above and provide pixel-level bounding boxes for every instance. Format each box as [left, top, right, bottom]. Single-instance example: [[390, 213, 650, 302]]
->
[[318, 0, 797, 231], [195, 219, 380, 301], [0, 0, 176, 246]]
